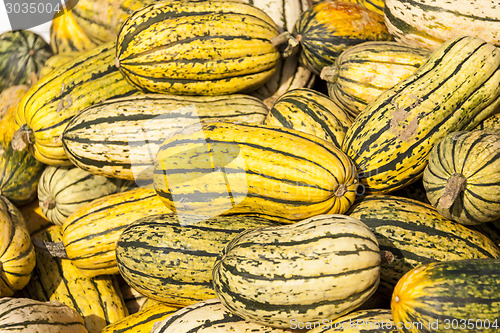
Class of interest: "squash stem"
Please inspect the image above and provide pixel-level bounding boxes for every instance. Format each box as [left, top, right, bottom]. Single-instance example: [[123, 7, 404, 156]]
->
[[437, 173, 467, 210], [270, 32, 300, 58], [32, 238, 68, 258], [40, 196, 56, 210], [11, 125, 34, 151], [320, 65, 338, 83]]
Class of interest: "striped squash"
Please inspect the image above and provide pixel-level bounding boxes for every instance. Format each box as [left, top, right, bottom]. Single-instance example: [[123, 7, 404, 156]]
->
[[212, 214, 381, 328], [264, 88, 353, 147], [100, 303, 179, 333], [306, 309, 397, 332], [474, 112, 500, 131], [49, 7, 98, 54], [62, 188, 170, 277], [153, 122, 358, 223], [285, 0, 391, 76], [391, 259, 500, 333], [116, 213, 279, 307], [151, 298, 296, 333], [0, 297, 88, 332], [62, 94, 269, 182], [343, 0, 384, 15], [320, 41, 430, 118], [423, 130, 500, 225], [25, 225, 129, 333], [117, 276, 149, 315], [37, 165, 135, 226], [39, 52, 83, 78], [471, 219, 500, 249], [348, 195, 500, 298], [19, 199, 51, 236], [0, 30, 53, 91], [341, 36, 500, 194], [13, 42, 138, 165], [116, 0, 281, 96], [0, 196, 36, 296], [0, 86, 46, 206], [384, 0, 500, 50]]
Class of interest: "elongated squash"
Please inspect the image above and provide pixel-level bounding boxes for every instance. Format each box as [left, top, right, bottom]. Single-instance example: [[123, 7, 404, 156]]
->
[[0, 196, 36, 296], [213, 214, 381, 328], [151, 298, 295, 333], [321, 41, 430, 117], [25, 225, 129, 333], [391, 259, 500, 333], [49, 7, 98, 54], [348, 195, 500, 299], [116, 0, 281, 95], [384, 0, 500, 50], [264, 88, 353, 147], [62, 93, 269, 182], [474, 112, 500, 131], [62, 188, 170, 277], [154, 122, 358, 223], [0, 297, 88, 332], [423, 130, 500, 225], [100, 303, 179, 333], [13, 42, 138, 165], [341, 36, 500, 194], [116, 213, 279, 307], [37, 165, 135, 225]]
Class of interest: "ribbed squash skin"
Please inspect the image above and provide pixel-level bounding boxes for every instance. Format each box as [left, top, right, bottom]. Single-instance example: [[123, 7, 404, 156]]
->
[[321, 41, 430, 117], [341, 36, 500, 194], [384, 0, 500, 50], [343, 0, 384, 15], [13, 42, 138, 166], [151, 299, 296, 333], [0, 297, 88, 332], [49, 8, 98, 54], [264, 88, 353, 147], [348, 195, 500, 297], [39, 52, 83, 78], [25, 225, 128, 333], [62, 188, 170, 277], [0, 86, 46, 206], [212, 214, 381, 328], [474, 113, 500, 131], [153, 122, 358, 223], [62, 94, 269, 182], [307, 309, 397, 332], [116, 213, 279, 307], [291, 0, 391, 75], [0, 30, 53, 91], [100, 303, 179, 333], [116, 0, 281, 95], [423, 130, 500, 225], [37, 166, 133, 226], [0, 196, 36, 296], [391, 259, 500, 333]]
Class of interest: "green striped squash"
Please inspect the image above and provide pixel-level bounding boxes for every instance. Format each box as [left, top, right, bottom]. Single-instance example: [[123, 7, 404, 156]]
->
[[423, 130, 500, 225], [62, 93, 269, 182], [306, 309, 397, 332], [391, 259, 500, 333], [100, 302, 179, 333], [153, 122, 358, 223], [0, 30, 53, 91], [62, 188, 170, 277], [116, 213, 279, 307], [341, 36, 500, 194], [116, 0, 281, 96], [0, 196, 36, 297], [474, 112, 500, 131], [348, 195, 500, 298], [0, 297, 88, 332], [384, 0, 500, 50], [25, 225, 129, 333], [286, 0, 391, 76], [37, 166, 135, 225], [264, 88, 353, 147], [320, 41, 430, 117], [13, 42, 138, 166], [212, 214, 381, 328], [150, 299, 296, 333]]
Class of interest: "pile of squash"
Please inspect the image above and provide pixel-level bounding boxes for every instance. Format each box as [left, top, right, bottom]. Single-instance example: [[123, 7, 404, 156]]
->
[[1, 0, 499, 332]]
